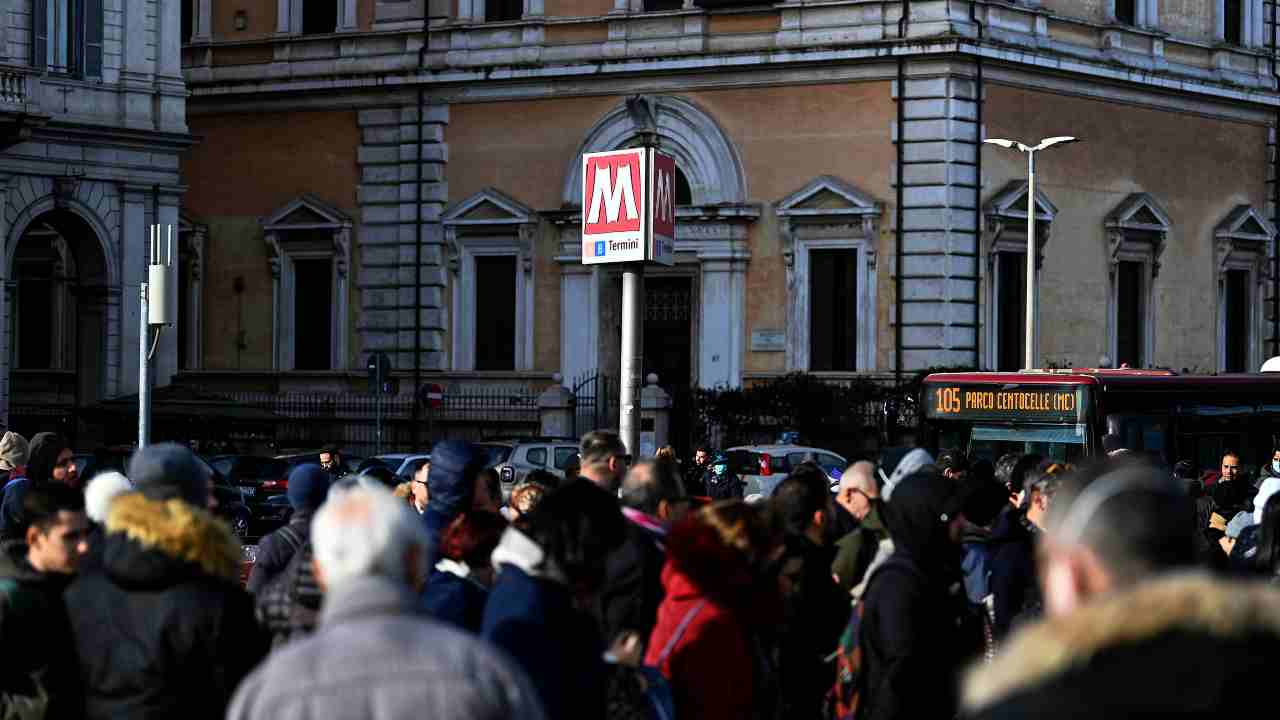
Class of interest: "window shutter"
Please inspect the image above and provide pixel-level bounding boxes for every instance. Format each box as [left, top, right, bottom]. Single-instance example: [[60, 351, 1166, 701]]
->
[[32, 0, 48, 70], [84, 0, 104, 77]]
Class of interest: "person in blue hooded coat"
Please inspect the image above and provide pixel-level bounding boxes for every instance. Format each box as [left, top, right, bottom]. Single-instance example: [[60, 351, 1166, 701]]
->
[[482, 479, 626, 720], [420, 441, 483, 569]]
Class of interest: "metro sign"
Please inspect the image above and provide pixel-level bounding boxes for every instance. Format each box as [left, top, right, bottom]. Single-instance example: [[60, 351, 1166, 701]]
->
[[581, 148, 676, 266]]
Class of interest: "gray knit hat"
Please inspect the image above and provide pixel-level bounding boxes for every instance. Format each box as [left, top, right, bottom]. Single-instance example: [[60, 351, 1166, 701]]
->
[[0, 432, 29, 472], [127, 443, 210, 508]]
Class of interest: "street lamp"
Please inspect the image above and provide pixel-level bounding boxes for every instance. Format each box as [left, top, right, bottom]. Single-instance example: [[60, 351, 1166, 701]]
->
[[982, 135, 1078, 370]]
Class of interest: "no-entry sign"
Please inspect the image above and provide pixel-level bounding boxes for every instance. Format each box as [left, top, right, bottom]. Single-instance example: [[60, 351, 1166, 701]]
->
[[581, 148, 676, 266]]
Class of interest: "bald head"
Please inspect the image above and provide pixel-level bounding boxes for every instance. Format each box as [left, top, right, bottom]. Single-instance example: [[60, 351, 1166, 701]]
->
[[836, 461, 878, 520], [620, 459, 687, 521]]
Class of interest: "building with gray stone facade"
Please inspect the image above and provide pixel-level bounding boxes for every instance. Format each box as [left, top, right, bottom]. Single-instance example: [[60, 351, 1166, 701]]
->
[[1, 0, 189, 437]]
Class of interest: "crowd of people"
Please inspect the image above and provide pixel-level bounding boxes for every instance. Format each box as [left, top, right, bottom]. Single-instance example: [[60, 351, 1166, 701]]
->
[[1, 424, 1280, 719]]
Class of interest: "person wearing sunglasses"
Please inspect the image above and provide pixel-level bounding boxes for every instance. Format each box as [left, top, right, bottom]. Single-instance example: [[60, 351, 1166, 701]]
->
[[578, 431, 630, 493]]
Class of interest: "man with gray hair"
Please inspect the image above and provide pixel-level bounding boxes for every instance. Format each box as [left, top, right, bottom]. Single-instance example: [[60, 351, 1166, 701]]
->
[[962, 462, 1280, 719], [831, 460, 891, 595], [228, 483, 545, 720]]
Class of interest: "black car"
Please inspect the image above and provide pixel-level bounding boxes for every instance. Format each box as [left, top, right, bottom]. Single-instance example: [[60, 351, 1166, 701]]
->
[[207, 455, 291, 502]]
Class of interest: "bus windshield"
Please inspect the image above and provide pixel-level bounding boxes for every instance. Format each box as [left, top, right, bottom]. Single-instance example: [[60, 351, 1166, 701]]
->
[[967, 424, 1089, 464]]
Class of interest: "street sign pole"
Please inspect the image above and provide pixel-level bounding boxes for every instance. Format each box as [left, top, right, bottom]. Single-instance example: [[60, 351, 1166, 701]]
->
[[138, 282, 150, 448], [581, 125, 675, 458], [620, 264, 644, 459]]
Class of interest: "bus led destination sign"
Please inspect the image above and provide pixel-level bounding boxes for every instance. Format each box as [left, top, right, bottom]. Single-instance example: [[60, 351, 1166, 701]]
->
[[924, 384, 1088, 423]]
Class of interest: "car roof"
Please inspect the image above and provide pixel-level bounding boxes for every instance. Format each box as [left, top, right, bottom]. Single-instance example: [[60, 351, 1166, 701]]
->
[[727, 445, 846, 457]]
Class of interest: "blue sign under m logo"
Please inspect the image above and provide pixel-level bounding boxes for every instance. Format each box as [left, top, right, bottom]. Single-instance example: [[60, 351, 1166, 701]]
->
[[594, 241, 606, 257]]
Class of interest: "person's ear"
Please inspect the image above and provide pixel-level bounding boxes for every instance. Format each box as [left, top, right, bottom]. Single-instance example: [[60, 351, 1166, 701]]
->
[[24, 524, 40, 550], [312, 558, 328, 593], [812, 509, 826, 529], [656, 499, 671, 521]]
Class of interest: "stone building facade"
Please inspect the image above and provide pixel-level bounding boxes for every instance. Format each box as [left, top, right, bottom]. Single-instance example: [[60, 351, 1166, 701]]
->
[[179, 0, 1280, 417], [1, 0, 190, 432]]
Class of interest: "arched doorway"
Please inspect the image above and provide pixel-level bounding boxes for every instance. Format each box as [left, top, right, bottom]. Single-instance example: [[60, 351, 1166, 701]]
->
[[8, 208, 111, 437]]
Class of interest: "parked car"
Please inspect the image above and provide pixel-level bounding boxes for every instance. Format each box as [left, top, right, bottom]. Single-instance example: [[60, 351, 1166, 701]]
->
[[724, 444, 848, 498], [367, 453, 432, 483], [207, 455, 290, 501], [482, 438, 579, 497]]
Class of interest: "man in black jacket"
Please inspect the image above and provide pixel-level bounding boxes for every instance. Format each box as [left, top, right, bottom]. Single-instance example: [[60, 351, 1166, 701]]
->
[[771, 463, 850, 720], [860, 466, 985, 720], [988, 467, 1061, 640], [64, 443, 268, 720], [246, 463, 330, 595], [0, 483, 89, 718]]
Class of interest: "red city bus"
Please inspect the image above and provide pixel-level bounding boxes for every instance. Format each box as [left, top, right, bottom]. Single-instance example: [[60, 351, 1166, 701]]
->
[[920, 370, 1280, 478]]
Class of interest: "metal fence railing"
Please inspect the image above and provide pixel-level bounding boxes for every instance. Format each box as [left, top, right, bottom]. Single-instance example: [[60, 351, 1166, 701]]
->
[[230, 386, 542, 457]]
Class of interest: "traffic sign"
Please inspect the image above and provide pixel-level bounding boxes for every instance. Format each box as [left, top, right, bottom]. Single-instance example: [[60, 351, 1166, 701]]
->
[[367, 352, 392, 396], [419, 382, 445, 409]]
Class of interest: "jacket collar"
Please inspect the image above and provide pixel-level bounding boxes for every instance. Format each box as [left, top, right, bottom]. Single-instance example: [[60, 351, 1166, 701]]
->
[[0, 540, 42, 583], [104, 492, 242, 583], [962, 572, 1280, 713], [490, 527, 566, 584], [320, 575, 419, 627], [861, 502, 886, 532]]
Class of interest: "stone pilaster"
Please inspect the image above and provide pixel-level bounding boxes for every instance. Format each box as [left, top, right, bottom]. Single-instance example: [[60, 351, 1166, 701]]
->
[[894, 60, 981, 371], [356, 103, 449, 375], [1265, 124, 1278, 358]]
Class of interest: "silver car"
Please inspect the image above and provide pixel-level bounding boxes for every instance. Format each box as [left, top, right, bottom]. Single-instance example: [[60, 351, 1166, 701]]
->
[[481, 439, 580, 497], [725, 444, 848, 498]]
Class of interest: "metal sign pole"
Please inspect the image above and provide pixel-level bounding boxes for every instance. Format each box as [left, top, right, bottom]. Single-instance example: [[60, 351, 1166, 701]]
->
[[376, 362, 384, 456], [620, 264, 644, 458], [138, 282, 150, 448]]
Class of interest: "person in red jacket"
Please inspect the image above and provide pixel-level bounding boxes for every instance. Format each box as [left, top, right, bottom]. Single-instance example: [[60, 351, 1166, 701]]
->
[[645, 500, 783, 720]]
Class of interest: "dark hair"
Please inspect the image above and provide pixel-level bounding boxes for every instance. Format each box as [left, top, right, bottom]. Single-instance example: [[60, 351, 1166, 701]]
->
[[1011, 454, 1045, 493], [620, 458, 686, 515], [522, 479, 626, 588], [770, 463, 831, 537], [525, 469, 560, 490], [22, 483, 84, 535], [478, 467, 501, 506], [321, 445, 342, 458], [1255, 493, 1280, 576], [936, 449, 970, 475], [439, 511, 508, 568], [994, 453, 1021, 492], [579, 431, 626, 468]]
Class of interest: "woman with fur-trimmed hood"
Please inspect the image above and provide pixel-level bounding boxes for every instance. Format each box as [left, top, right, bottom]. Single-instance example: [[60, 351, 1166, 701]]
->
[[962, 462, 1280, 719], [64, 443, 268, 720]]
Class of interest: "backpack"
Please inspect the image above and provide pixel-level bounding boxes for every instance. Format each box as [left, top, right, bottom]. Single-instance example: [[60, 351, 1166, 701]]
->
[[254, 527, 323, 648], [604, 598, 707, 720], [823, 556, 924, 720]]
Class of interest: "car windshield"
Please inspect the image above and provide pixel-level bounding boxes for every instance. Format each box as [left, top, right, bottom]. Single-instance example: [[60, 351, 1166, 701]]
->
[[475, 444, 513, 466]]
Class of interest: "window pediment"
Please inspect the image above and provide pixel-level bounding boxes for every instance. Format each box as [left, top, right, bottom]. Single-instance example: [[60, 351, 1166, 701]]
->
[[984, 181, 1057, 267], [1106, 192, 1170, 275], [1215, 204, 1274, 271], [443, 188, 538, 275], [262, 194, 351, 232], [776, 176, 881, 272]]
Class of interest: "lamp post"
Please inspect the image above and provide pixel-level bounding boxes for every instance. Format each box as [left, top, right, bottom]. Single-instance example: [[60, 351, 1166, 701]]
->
[[982, 135, 1078, 370]]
